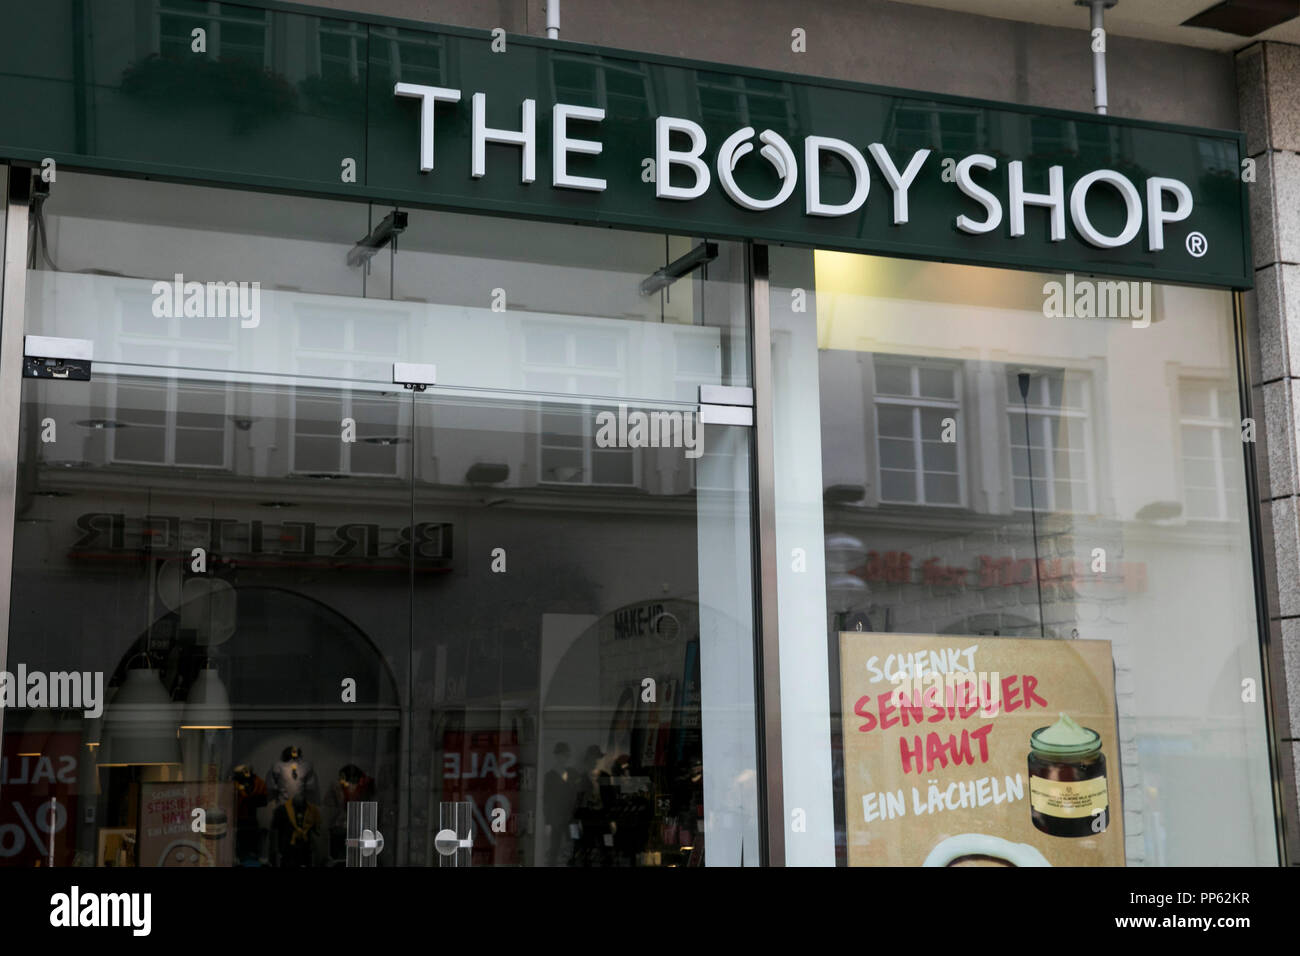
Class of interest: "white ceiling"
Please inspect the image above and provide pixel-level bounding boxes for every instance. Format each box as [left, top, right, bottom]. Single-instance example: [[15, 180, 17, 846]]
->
[[895, 0, 1300, 50]]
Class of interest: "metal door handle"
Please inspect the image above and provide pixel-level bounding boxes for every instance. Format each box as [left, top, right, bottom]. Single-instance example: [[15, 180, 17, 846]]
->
[[346, 802, 384, 867], [346, 828, 385, 855], [436, 801, 474, 867], [434, 829, 472, 855]]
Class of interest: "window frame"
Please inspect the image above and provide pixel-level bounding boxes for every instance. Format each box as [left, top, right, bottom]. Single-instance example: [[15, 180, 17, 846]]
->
[[1177, 377, 1239, 523], [872, 357, 966, 508], [155, 0, 272, 68], [107, 378, 233, 471], [536, 402, 639, 489], [1006, 369, 1097, 516]]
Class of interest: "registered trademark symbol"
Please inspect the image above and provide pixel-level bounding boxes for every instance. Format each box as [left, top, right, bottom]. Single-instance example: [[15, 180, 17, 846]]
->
[[1185, 231, 1207, 257]]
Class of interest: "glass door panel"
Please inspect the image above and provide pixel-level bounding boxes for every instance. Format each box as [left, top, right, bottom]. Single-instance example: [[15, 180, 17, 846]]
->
[[410, 391, 760, 866], [3, 167, 762, 868], [2, 372, 411, 867]]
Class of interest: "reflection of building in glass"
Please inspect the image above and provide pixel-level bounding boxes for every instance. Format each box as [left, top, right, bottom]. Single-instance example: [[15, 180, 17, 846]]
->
[[2, 168, 758, 869], [805, 251, 1268, 866]]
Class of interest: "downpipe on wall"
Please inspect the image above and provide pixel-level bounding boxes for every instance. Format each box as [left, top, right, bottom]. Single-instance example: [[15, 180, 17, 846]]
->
[[1077, 0, 1117, 114]]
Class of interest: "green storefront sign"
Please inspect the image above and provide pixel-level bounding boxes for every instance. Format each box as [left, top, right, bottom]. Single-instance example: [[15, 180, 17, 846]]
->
[[0, 0, 1251, 287]]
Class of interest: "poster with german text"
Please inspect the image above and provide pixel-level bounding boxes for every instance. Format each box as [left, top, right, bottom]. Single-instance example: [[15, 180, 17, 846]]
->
[[839, 633, 1123, 866], [138, 782, 236, 867]]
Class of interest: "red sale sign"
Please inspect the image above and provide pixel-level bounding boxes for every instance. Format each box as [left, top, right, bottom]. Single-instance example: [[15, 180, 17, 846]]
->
[[440, 729, 520, 865], [0, 733, 80, 866]]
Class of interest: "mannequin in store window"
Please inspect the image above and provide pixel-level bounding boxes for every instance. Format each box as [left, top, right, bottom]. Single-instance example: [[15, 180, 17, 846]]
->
[[269, 791, 325, 868], [609, 753, 652, 867], [231, 764, 268, 865], [325, 763, 374, 861], [267, 745, 319, 808], [543, 742, 578, 866], [571, 744, 612, 866], [669, 748, 705, 865]]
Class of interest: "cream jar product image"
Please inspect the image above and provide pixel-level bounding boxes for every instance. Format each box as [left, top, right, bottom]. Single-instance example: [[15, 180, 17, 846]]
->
[[1027, 713, 1108, 838]]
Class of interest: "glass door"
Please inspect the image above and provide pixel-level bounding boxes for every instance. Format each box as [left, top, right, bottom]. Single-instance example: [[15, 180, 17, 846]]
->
[[2, 371, 760, 871], [409, 391, 758, 866], [2, 171, 763, 868], [2, 372, 412, 867]]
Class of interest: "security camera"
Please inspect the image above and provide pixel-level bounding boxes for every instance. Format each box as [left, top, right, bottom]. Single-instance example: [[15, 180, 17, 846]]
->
[[23, 335, 93, 381]]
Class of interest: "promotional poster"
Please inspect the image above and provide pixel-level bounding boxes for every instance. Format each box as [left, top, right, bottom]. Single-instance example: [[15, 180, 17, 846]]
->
[[839, 632, 1123, 867], [138, 782, 236, 868]]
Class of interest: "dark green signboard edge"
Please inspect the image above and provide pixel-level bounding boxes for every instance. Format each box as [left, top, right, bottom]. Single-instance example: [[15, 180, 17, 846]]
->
[[0, 0, 1254, 290]]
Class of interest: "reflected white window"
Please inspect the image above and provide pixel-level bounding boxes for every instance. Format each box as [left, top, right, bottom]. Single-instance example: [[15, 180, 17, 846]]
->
[[318, 21, 366, 84], [373, 25, 446, 87], [109, 381, 231, 470], [550, 55, 654, 118], [696, 73, 794, 130], [292, 393, 403, 478], [873, 357, 963, 506], [1007, 369, 1095, 515], [539, 405, 635, 487], [888, 104, 982, 154], [157, 0, 270, 66], [673, 330, 722, 404], [293, 306, 401, 384], [1029, 116, 1078, 157], [109, 289, 234, 469], [1179, 379, 1242, 521], [522, 323, 625, 397], [522, 315, 633, 487]]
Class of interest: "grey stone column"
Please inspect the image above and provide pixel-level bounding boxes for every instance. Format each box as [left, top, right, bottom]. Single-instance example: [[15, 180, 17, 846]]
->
[[1237, 40, 1300, 865]]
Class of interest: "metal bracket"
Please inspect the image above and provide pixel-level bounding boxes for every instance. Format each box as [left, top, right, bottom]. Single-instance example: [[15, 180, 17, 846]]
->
[[23, 335, 93, 382], [640, 241, 718, 296], [393, 362, 436, 392], [698, 384, 754, 426], [348, 210, 408, 268]]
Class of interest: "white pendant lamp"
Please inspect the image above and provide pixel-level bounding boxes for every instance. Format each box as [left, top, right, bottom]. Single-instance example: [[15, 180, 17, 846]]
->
[[97, 665, 181, 768], [181, 663, 232, 731]]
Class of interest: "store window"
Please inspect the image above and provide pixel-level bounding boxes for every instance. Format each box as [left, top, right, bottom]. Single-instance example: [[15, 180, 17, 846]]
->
[[2, 171, 759, 868], [770, 248, 1276, 867]]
